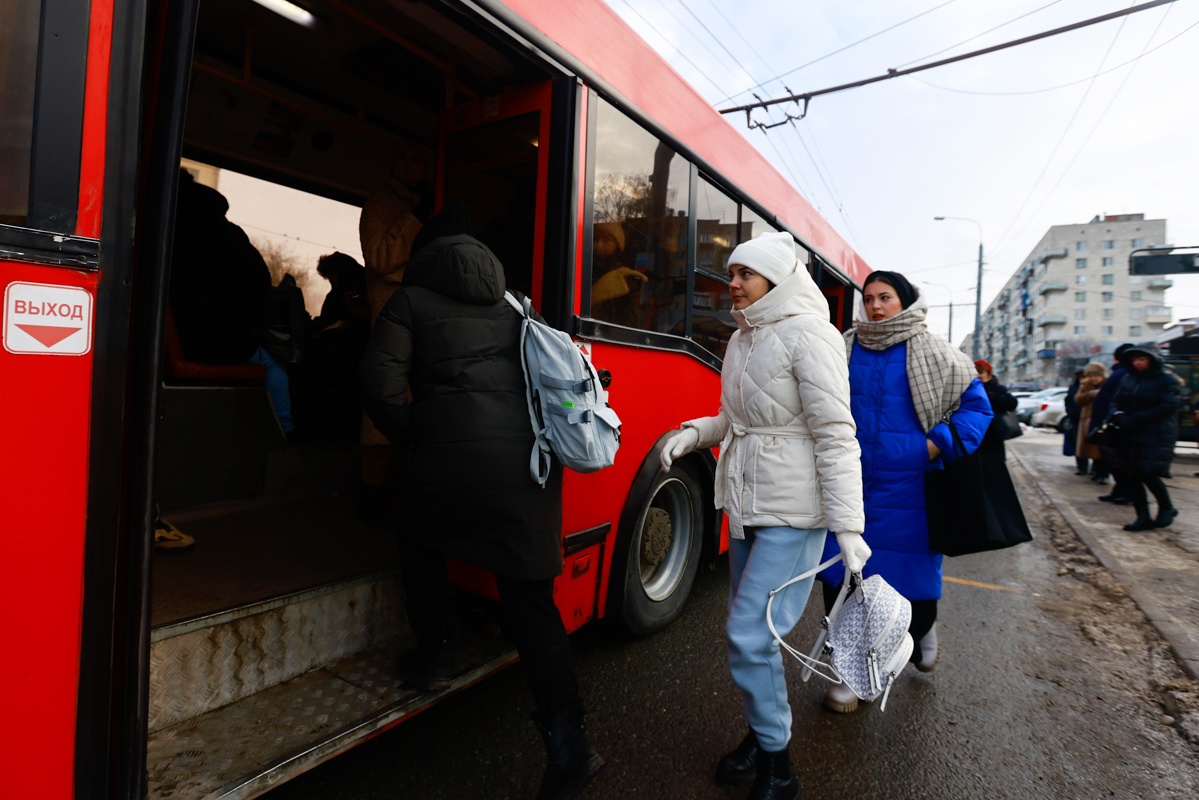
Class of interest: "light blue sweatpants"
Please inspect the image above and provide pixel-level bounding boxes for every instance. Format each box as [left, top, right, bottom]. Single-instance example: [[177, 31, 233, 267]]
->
[[727, 525, 826, 752]]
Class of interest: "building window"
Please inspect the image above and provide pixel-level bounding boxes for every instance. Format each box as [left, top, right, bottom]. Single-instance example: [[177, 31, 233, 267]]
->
[[1131, 291, 1142, 300], [1102, 292, 1114, 302], [1102, 257, 1114, 266], [1101, 240, 1115, 250], [1075, 309, 1086, 320], [1074, 325, 1086, 335], [1102, 308, 1113, 319], [1101, 325, 1113, 335], [1131, 237, 1145, 248], [1130, 325, 1142, 336], [1129, 274, 1143, 284], [1130, 308, 1143, 320], [1075, 257, 1088, 268], [1075, 275, 1087, 285], [1102, 274, 1114, 285], [1077, 241, 1088, 251], [1075, 291, 1086, 302]]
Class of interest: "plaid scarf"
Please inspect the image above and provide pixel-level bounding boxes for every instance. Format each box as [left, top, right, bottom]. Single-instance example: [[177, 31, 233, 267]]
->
[[844, 294, 976, 433]]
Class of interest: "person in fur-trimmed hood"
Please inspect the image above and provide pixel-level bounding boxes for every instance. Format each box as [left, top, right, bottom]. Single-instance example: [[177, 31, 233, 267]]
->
[[816, 270, 992, 713], [659, 231, 869, 800], [1110, 342, 1183, 531]]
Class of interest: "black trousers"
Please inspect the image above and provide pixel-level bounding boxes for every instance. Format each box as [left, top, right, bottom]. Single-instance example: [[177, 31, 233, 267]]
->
[[398, 540, 580, 720], [1124, 469, 1173, 517], [823, 581, 938, 664]]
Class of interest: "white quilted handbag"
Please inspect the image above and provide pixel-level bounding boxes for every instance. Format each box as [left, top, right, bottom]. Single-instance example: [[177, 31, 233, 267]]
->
[[767, 555, 913, 711]]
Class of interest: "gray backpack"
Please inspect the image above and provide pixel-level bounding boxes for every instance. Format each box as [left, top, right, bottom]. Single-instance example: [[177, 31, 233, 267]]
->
[[504, 292, 622, 486]]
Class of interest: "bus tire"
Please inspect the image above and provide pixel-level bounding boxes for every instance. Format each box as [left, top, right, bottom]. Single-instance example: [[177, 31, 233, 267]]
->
[[609, 458, 704, 637]]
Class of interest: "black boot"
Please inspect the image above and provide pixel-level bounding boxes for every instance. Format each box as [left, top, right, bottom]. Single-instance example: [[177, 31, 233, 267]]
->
[[534, 704, 604, 800], [1154, 507, 1178, 528], [715, 730, 758, 786], [1123, 504, 1155, 532], [397, 641, 454, 691], [747, 744, 801, 800]]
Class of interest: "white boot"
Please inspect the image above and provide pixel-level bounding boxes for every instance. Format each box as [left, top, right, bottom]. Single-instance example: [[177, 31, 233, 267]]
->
[[916, 624, 938, 673], [823, 681, 859, 714]]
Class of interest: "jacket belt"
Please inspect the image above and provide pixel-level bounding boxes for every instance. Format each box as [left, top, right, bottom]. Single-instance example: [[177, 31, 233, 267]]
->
[[714, 423, 814, 510]]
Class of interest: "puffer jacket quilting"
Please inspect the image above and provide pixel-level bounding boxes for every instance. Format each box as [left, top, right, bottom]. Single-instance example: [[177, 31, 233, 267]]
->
[[683, 270, 864, 539]]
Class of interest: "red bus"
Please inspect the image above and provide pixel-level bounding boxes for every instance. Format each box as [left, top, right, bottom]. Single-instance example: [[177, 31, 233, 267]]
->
[[0, 0, 872, 797]]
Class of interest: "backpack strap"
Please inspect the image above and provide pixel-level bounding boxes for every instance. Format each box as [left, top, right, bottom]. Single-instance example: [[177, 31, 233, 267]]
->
[[504, 291, 554, 487]]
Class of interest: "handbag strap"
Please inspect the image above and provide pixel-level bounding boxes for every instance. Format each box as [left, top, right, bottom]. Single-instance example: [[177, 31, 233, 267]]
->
[[942, 415, 967, 458], [766, 554, 855, 685]]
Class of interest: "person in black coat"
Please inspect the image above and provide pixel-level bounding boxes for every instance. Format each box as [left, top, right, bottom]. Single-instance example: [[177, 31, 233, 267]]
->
[[1093, 343, 1134, 504], [1110, 343, 1183, 531], [359, 204, 602, 799], [974, 360, 1018, 453], [1063, 370, 1084, 469]]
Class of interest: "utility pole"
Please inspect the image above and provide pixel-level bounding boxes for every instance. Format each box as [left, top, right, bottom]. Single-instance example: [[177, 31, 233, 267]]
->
[[934, 216, 984, 359]]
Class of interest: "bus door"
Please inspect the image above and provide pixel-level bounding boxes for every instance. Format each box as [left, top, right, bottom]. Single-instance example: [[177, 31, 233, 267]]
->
[[437, 82, 555, 312]]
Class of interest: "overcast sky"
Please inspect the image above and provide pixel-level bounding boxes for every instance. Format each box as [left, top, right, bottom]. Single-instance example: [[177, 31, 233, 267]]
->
[[603, 0, 1199, 343]]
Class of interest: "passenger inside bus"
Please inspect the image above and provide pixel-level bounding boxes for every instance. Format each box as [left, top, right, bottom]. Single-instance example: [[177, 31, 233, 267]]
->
[[590, 220, 647, 328], [168, 170, 294, 435], [357, 147, 434, 524]]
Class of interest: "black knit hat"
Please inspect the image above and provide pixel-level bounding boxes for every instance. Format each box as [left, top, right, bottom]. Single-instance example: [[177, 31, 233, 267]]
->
[[410, 201, 473, 257], [863, 270, 919, 309]]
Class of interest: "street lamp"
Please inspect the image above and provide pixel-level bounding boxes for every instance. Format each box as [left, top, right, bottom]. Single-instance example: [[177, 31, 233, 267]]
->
[[934, 216, 984, 360]]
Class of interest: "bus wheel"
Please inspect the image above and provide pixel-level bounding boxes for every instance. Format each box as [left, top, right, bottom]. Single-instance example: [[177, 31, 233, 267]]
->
[[611, 460, 703, 636]]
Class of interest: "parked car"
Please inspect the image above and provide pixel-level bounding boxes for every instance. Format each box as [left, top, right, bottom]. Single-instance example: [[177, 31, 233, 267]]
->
[[1030, 388, 1070, 431], [1016, 387, 1066, 424]]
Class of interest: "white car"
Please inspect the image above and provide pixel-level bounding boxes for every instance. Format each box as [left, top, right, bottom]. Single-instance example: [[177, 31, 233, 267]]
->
[[1016, 387, 1066, 424], [1030, 389, 1070, 431]]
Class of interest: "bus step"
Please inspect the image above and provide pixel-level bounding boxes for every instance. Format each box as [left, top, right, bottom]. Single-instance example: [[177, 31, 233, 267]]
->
[[146, 637, 518, 800], [149, 571, 403, 733]]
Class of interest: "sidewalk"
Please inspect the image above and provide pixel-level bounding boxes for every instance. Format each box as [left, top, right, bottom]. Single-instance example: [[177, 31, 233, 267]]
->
[[1009, 430, 1199, 680]]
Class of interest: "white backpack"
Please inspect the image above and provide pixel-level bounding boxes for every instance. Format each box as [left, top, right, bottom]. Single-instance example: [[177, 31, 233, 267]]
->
[[504, 292, 622, 486]]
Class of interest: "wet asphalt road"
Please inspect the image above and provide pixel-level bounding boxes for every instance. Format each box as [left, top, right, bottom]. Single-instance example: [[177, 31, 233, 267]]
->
[[264, 442, 1199, 799]]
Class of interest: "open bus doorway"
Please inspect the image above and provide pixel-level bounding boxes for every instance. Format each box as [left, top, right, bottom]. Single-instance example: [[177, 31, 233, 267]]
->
[[143, 1, 569, 796]]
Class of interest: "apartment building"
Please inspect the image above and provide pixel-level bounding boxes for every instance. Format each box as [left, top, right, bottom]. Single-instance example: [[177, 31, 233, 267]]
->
[[978, 214, 1172, 384]]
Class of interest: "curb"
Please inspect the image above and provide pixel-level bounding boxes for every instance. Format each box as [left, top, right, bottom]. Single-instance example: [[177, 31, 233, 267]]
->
[[1009, 447, 1199, 681]]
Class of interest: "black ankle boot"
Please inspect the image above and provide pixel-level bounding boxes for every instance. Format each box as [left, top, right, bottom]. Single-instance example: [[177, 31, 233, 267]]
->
[[397, 643, 454, 691], [747, 745, 801, 800], [1123, 511, 1155, 532], [534, 704, 604, 800], [715, 730, 758, 786], [1154, 507, 1178, 528]]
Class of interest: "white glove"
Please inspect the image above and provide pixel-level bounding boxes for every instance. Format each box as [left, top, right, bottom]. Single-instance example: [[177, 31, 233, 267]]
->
[[835, 533, 871, 575], [660, 427, 700, 472]]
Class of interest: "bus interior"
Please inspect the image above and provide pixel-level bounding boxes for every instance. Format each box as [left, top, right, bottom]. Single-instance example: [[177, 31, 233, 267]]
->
[[148, 2, 574, 796], [144, 1, 858, 797]]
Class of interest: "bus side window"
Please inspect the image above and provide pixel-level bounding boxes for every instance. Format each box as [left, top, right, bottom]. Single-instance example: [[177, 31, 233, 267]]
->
[[0, 0, 42, 226], [588, 97, 689, 335]]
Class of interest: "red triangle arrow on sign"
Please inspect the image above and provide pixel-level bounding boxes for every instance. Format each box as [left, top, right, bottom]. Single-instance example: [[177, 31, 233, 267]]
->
[[15, 324, 82, 348]]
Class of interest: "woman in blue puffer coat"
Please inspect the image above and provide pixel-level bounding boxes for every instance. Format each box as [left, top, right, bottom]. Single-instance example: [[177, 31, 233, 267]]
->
[[818, 270, 992, 713]]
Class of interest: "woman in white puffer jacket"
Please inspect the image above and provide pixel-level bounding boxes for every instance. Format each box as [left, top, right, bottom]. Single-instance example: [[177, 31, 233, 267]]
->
[[660, 232, 869, 800]]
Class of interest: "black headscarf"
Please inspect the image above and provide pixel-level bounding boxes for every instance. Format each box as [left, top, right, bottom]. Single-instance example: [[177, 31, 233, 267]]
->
[[863, 270, 918, 309]]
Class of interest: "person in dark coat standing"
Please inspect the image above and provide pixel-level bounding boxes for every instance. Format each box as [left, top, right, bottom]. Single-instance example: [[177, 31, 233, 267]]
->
[[1110, 343, 1182, 531], [360, 204, 602, 800], [1093, 343, 1134, 504], [974, 360, 1018, 454]]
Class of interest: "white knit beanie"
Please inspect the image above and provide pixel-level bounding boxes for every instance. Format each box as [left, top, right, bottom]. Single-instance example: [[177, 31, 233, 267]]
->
[[727, 231, 797, 286]]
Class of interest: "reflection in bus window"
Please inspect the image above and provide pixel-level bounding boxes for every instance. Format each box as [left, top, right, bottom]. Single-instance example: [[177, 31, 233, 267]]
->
[[0, 0, 41, 226], [589, 97, 688, 333], [691, 177, 740, 357]]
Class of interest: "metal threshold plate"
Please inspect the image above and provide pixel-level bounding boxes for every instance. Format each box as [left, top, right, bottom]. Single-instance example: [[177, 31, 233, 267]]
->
[[147, 638, 517, 800]]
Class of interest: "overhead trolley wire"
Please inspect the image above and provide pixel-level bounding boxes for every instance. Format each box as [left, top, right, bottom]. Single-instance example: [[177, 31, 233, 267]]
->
[[991, 2, 1137, 258], [715, 0, 963, 106], [893, 0, 1068, 69], [994, 2, 1180, 260], [718, 0, 1178, 119]]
